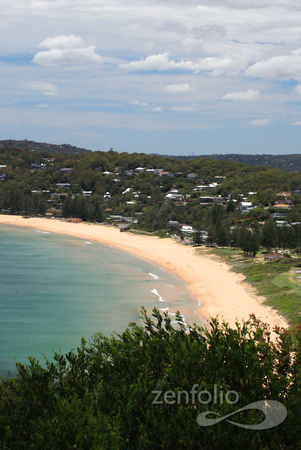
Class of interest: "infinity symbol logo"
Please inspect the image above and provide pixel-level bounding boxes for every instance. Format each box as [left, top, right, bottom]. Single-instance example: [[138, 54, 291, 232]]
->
[[197, 400, 287, 430]]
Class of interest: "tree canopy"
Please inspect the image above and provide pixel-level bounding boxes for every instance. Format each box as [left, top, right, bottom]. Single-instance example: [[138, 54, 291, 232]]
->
[[1, 309, 300, 449]]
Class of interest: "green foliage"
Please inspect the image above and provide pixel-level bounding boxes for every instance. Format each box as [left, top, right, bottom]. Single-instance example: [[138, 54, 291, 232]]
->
[[0, 309, 300, 448]]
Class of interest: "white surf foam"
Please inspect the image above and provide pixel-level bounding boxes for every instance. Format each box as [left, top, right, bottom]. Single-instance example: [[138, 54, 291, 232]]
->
[[149, 272, 159, 280], [151, 288, 165, 302]]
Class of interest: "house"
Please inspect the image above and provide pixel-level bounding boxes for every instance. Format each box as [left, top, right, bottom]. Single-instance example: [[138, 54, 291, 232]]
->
[[264, 253, 283, 262], [165, 193, 184, 201], [186, 173, 197, 179], [194, 182, 218, 192], [122, 188, 132, 195], [159, 171, 173, 177], [124, 170, 134, 176], [275, 220, 290, 227], [60, 168, 72, 174], [181, 225, 194, 234], [56, 183, 71, 189], [82, 191, 92, 198], [31, 163, 42, 170], [277, 192, 291, 197], [199, 196, 216, 205], [194, 185, 212, 192], [239, 201, 253, 213], [272, 212, 287, 219], [167, 220, 181, 229], [274, 201, 292, 211]]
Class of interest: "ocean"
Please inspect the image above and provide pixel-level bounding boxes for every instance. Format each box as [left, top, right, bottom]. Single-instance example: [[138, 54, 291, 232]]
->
[[0, 224, 204, 376]]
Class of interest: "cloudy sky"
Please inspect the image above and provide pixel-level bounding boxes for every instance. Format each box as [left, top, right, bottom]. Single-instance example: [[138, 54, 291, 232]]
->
[[1, 0, 301, 155]]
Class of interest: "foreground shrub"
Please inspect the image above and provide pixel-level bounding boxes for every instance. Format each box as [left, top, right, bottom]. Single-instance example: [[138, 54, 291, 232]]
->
[[0, 308, 300, 449]]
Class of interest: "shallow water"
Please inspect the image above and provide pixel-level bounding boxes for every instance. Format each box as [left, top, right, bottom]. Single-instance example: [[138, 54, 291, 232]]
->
[[0, 224, 204, 376]]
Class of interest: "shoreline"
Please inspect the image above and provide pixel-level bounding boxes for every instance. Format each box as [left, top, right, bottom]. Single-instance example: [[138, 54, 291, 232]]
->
[[0, 215, 288, 334]]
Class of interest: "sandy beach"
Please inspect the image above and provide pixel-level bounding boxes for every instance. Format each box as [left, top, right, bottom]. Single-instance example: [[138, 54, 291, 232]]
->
[[0, 215, 288, 333]]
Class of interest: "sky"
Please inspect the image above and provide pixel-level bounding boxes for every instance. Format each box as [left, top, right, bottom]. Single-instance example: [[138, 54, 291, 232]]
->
[[1, 1, 301, 155]]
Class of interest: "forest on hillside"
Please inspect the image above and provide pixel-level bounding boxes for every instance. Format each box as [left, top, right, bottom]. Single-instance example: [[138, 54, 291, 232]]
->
[[1, 139, 300, 171], [0, 143, 300, 255]]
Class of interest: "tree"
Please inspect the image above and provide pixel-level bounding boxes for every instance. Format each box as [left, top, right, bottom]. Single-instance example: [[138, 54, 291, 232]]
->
[[262, 218, 278, 250], [229, 227, 239, 249], [238, 226, 251, 254], [216, 224, 229, 248], [62, 196, 73, 218], [206, 225, 216, 246], [0, 309, 300, 449], [249, 232, 260, 257], [193, 230, 204, 246]]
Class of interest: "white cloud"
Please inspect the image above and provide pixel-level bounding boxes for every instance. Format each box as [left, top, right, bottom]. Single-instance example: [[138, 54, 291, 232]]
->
[[170, 105, 200, 112], [33, 35, 103, 66], [194, 56, 239, 76], [251, 118, 270, 126], [152, 106, 162, 112], [164, 83, 192, 93], [246, 53, 301, 80], [131, 100, 148, 107], [3, 1, 301, 153], [120, 52, 252, 77], [28, 81, 58, 96], [119, 53, 194, 71], [222, 89, 260, 101], [38, 35, 85, 50], [292, 121, 301, 126], [294, 85, 301, 94]]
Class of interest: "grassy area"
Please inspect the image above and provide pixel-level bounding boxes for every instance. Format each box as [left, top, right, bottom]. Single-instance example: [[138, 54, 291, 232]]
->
[[197, 247, 301, 329]]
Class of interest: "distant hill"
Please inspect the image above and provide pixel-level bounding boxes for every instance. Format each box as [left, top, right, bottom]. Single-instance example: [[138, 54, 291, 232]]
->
[[170, 154, 301, 173], [0, 139, 91, 156], [1, 140, 300, 172]]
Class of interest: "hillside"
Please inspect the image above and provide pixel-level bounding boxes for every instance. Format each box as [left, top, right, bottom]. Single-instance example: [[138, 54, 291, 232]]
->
[[0, 139, 90, 156], [1, 140, 300, 172], [170, 153, 301, 173]]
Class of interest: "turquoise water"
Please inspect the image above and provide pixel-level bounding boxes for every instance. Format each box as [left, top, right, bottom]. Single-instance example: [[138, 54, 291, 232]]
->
[[0, 225, 203, 376]]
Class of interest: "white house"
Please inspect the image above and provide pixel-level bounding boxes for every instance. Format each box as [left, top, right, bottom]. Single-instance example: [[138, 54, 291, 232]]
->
[[181, 225, 194, 234], [239, 201, 253, 213]]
